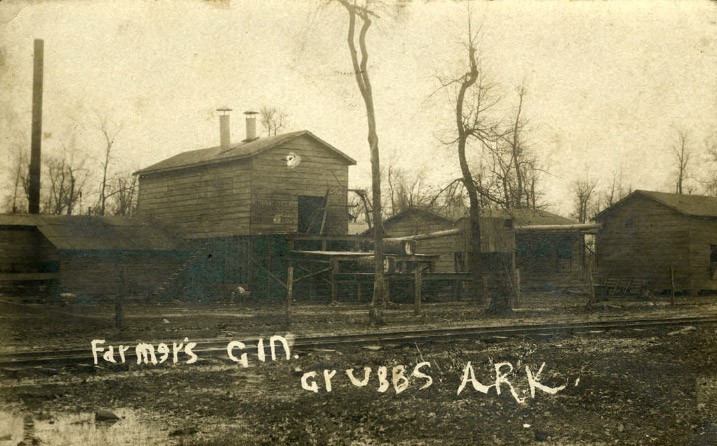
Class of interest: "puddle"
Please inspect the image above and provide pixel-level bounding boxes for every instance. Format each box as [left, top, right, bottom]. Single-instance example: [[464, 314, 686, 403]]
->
[[0, 408, 172, 445]]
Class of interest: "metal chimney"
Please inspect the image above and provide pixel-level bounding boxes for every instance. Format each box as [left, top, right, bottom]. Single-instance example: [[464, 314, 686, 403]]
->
[[244, 111, 258, 142], [217, 108, 232, 150], [28, 39, 44, 214]]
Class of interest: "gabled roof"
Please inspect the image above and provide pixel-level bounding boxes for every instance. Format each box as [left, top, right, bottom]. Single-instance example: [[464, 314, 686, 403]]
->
[[135, 130, 356, 176], [380, 206, 576, 228], [481, 208, 578, 226], [594, 190, 717, 220], [382, 207, 457, 227], [0, 214, 185, 251]]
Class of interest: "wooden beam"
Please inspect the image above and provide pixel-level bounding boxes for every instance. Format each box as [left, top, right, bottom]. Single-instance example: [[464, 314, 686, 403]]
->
[[294, 266, 333, 283], [319, 188, 329, 235], [286, 264, 293, 321], [247, 256, 287, 290], [515, 223, 601, 233], [414, 266, 423, 316]]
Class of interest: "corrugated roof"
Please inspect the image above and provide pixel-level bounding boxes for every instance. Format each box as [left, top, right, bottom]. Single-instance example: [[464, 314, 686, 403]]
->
[[0, 214, 185, 251], [134, 130, 356, 176], [595, 190, 717, 219]]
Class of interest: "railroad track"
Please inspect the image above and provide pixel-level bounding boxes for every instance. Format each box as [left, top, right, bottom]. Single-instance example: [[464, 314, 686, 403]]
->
[[1, 315, 716, 369]]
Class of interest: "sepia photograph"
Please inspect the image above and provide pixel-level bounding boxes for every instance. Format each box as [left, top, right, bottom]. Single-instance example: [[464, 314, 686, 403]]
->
[[0, 0, 716, 444]]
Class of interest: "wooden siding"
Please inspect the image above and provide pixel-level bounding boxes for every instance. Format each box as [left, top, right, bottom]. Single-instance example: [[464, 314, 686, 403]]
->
[[516, 232, 583, 290], [137, 134, 350, 238], [596, 195, 695, 292], [687, 217, 717, 291], [0, 228, 58, 273], [181, 235, 289, 300], [137, 160, 253, 238], [59, 251, 186, 297], [414, 234, 463, 273], [249, 135, 349, 235]]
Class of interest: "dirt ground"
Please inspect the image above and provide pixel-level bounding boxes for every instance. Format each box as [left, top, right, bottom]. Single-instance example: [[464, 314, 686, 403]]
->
[[0, 293, 716, 445]]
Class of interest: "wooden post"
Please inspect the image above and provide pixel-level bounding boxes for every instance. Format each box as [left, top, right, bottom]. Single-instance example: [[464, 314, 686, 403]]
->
[[384, 275, 391, 305], [414, 266, 423, 316], [513, 268, 521, 308], [586, 262, 595, 308], [115, 267, 127, 330], [330, 258, 338, 304], [670, 266, 675, 305], [286, 263, 294, 322], [356, 281, 363, 303]]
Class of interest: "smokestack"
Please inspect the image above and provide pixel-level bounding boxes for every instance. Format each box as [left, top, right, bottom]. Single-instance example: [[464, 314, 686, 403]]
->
[[217, 108, 232, 151], [28, 39, 44, 214], [244, 111, 258, 142]]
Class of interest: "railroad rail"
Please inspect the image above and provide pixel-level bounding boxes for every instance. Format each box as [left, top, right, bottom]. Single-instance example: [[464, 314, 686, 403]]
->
[[1, 315, 716, 369]]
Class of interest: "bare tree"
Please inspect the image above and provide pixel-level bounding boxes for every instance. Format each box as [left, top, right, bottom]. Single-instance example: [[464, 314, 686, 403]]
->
[[438, 20, 513, 312], [108, 173, 138, 216], [476, 82, 544, 211], [596, 169, 631, 213], [673, 130, 691, 195], [44, 143, 89, 216], [5, 144, 29, 213], [571, 177, 598, 223], [385, 165, 432, 217], [336, 0, 387, 317], [92, 113, 123, 215], [702, 134, 717, 196], [259, 106, 288, 136]]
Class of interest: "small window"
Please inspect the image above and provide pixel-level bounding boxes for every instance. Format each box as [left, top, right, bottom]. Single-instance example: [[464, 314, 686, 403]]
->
[[557, 245, 572, 273], [710, 245, 717, 280], [624, 218, 634, 228]]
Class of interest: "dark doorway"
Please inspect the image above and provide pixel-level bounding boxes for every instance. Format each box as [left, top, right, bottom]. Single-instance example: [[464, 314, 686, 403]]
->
[[298, 195, 326, 234]]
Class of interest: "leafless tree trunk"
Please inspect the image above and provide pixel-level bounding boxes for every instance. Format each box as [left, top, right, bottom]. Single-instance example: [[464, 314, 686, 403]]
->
[[94, 115, 122, 215], [673, 130, 690, 195], [336, 0, 387, 317], [508, 84, 526, 208], [439, 22, 505, 309]]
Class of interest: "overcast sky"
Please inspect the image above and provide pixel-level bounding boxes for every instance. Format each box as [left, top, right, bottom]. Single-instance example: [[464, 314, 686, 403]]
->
[[1, 0, 716, 215]]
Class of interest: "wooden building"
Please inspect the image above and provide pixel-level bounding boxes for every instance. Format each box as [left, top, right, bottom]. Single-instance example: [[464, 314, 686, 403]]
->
[[380, 208, 515, 272], [380, 207, 587, 291], [0, 214, 188, 298], [134, 116, 357, 299], [594, 190, 717, 294], [135, 129, 355, 238], [497, 209, 587, 291]]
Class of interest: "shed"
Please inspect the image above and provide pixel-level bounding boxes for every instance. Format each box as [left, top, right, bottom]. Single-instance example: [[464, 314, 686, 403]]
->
[[488, 209, 587, 291], [379, 207, 515, 273], [0, 214, 188, 298], [379, 207, 586, 290], [594, 190, 717, 293]]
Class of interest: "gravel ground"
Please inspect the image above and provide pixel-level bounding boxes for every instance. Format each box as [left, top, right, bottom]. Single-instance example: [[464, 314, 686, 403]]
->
[[0, 293, 716, 445]]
